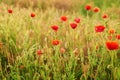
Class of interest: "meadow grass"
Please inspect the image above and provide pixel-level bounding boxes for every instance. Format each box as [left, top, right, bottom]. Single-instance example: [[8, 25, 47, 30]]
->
[[0, 1, 120, 80]]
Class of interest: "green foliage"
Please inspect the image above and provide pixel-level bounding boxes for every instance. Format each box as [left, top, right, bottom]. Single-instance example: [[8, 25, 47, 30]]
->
[[0, 0, 120, 80]]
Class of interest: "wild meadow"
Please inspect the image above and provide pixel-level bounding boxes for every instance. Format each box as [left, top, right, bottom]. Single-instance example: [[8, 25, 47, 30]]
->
[[0, 0, 120, 80]]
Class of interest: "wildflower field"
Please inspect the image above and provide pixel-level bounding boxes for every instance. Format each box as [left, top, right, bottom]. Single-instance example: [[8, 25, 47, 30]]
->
[[1, 0, 120, 80]]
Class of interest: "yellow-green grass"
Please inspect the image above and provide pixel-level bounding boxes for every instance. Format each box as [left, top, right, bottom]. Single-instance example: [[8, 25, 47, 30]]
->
[[0, 2, 120, 80]]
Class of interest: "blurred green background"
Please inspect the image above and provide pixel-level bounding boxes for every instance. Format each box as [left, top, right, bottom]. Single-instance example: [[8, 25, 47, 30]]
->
[[0, 0, 120, 10]]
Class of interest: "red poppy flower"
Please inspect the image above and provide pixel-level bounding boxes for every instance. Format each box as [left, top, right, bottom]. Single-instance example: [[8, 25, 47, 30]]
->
[[74, 18, 81, 23], [95, 25, 105, 32], [106, 41, 119, 50], [60, 16, 67, 22], [70, 23, 77, 29], [51, 25, 59, 32], [19, 65, 25, 69], [8, 9, 12, 13], [108, 36, 112, 40], [108, 29, 115, 34], [60, 48, 66, 53], [116, 35, 120, 40], [96, 46, 99, 49], [93, 7, 100, 12], [52, 40, 60, 46], [37, 50, 42, 55], [31, 13, 35, 17], [102, 14, 108, 19], [85, 4, 92, 10]]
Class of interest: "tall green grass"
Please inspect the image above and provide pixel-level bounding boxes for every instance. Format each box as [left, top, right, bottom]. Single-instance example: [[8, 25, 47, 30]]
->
[[0, 1, 120, 80]]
